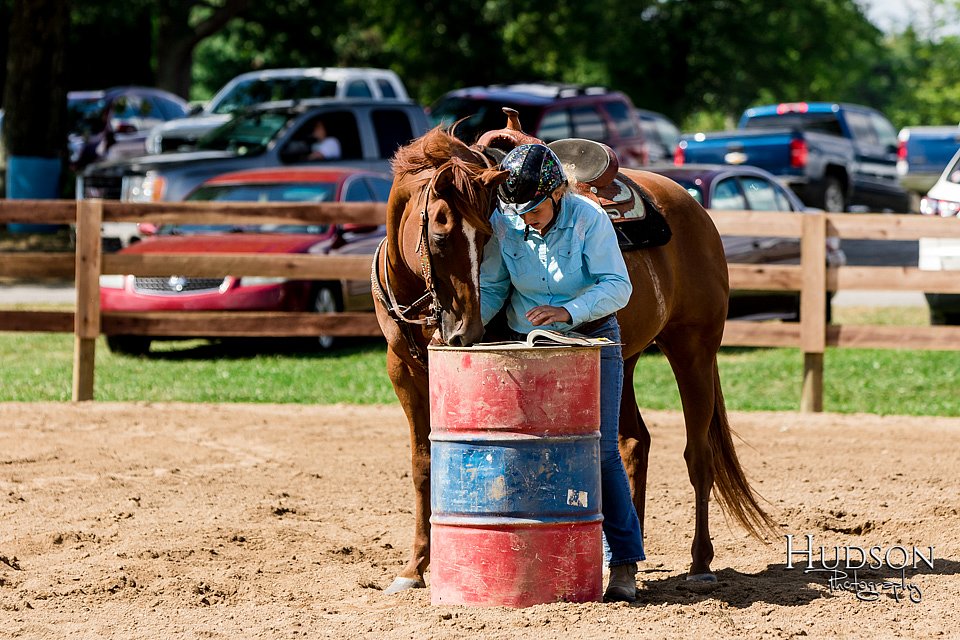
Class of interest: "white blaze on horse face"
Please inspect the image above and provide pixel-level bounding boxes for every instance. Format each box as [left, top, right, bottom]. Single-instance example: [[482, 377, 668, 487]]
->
[[462, 221, 480, 296]]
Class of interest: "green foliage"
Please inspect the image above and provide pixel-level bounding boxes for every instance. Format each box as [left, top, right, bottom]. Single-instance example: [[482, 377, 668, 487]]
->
[[0, 329, 957, 416]]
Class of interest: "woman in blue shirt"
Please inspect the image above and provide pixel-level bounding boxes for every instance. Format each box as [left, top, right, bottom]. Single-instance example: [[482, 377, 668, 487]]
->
[[480, 143, 645, 602]]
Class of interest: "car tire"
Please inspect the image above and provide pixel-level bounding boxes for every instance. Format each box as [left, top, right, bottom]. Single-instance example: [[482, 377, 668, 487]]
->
[[312, 284, 344, 350], [820, 176, 846, 213], [106, 335, 151, 356]]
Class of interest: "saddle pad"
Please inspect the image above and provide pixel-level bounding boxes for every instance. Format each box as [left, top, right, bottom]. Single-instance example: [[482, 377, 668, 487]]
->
[[604, 173, 672, 251]]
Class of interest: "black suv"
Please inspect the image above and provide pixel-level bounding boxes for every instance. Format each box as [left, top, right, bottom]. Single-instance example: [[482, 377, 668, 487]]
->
[[428, 83, 648, 167]]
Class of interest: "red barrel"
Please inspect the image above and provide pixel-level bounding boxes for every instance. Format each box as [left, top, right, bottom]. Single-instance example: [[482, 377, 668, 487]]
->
[[428, 344, 603, 607]]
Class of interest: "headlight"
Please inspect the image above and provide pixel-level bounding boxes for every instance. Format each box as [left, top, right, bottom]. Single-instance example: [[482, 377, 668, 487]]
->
[[237, 277, 287, 287], [99, 275, 127, 289], [121, 171, 166, 202]]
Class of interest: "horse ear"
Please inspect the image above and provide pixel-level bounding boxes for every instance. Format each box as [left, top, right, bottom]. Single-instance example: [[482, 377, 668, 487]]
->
[[480, 168, 509, 189], [432, 164, 455, 194]]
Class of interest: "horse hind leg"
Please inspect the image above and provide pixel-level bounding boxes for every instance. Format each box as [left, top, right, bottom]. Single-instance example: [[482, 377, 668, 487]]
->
[[656, 331, 719, 581]]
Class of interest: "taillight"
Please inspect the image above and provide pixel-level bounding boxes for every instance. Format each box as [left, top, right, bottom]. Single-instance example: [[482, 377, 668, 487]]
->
[[897, 138, 908, 162], [673, 141, 686, 166], [789, 137, 808, 169]]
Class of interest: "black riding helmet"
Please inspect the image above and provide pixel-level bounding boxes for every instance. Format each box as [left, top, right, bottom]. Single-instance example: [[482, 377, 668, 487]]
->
[[498, 144, 567, 216]]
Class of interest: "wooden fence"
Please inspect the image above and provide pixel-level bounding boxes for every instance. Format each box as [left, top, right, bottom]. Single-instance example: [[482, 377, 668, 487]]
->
[[2, 199, 960, 409]]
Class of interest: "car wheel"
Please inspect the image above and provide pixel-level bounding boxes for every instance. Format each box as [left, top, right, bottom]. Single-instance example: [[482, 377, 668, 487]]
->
[[106, 335, 151, 356], [312, 284, 343, 350], [821, 177, 846, 212]]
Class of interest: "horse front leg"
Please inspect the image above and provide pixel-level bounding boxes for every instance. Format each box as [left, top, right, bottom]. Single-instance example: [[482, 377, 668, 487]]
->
[[384, 348, 432, 594]]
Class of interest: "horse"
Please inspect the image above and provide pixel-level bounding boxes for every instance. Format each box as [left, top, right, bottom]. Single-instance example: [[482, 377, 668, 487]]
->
[[372, 121, 774, 594]]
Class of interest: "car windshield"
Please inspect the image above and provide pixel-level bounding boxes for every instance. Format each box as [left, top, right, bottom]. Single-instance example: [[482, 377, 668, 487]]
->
[[162, 182, 336, 235], [429, 97, 542, 144], [67, 97, 107, 134], [211, 77, 338, 115], [193, 111, 291, 155]]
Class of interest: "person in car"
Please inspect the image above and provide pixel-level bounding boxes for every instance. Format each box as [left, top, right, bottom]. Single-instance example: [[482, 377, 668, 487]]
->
[[308, 120, 342, 160], [479, 143, 644, 602]]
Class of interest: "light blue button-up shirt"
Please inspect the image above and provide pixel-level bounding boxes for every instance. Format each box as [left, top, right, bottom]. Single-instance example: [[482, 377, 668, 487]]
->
[[480, 192, 633, 334]]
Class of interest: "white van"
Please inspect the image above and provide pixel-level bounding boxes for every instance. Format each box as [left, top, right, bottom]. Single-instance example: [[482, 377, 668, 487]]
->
[[145, 67, 409, 154]]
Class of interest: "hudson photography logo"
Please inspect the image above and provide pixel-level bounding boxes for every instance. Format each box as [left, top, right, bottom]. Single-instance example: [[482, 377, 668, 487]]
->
[[784, 534, 934, 603]]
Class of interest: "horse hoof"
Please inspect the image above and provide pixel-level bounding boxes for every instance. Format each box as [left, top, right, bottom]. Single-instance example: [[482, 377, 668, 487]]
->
[[685, 572, 718, 583], [384, 577, 425, 594]]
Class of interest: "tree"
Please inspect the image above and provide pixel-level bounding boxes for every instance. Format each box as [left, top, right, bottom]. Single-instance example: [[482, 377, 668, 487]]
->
[[3, 0, 69, 158]]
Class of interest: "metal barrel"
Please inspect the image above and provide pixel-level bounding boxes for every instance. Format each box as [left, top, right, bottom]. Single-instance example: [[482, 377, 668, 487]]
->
[[428, 344, 603, 607]]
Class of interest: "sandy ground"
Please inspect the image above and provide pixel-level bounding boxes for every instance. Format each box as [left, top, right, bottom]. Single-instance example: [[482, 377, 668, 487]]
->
[[1, 402, 958, 639]]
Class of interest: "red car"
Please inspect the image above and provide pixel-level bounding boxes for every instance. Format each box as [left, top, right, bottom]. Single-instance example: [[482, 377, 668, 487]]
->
[[100, 167, 391, 355]]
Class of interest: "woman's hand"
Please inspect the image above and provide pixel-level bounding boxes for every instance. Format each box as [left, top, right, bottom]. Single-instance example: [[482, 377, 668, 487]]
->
[[526, 305, 572, 326]]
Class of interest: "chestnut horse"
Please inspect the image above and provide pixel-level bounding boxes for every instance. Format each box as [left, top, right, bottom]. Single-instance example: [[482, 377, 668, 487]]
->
[[372, 125, 773, 594]]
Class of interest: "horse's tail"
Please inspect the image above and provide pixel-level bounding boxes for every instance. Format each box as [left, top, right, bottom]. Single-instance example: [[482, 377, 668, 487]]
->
[[709, 361, 777, 539]]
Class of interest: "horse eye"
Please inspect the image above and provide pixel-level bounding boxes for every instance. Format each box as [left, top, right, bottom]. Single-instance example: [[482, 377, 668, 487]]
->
[[431, 232, 450, 250]]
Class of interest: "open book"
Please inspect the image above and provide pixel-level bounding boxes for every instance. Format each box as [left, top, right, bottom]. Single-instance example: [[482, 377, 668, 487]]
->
[[524, 329, 613, 346], [471, 329, 615, 349]]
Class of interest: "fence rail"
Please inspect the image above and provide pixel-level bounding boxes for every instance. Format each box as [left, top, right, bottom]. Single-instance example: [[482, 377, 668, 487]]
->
[[2, 199, 960, 408]]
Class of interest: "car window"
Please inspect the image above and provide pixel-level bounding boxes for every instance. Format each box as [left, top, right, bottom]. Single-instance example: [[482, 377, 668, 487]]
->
[[844, 111, 879, 145], [600, 101, 639, 138], [376, 79, 398, 99], [429, 97, 542, 144], [345, 80, 372, 98], [711, 177, 748, 210], [110, 95, 158, 119], [652, 118, 680, 149], [155, 96, 188, 120], [367, 176, 393, 201], [740, 176, 784, 211], [744, 113, 843, 136], [536, 109, 572, 142], [344, 178, 374, 201], [195, 111, 291, 155], [868, 113, 898, 149], [571, 105, 607, 141], [372, 109, 415, 158], [212, 78, 338, 115]]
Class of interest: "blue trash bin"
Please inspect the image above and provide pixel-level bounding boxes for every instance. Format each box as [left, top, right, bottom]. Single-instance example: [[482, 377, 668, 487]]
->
[[6, 155, 64, 234]]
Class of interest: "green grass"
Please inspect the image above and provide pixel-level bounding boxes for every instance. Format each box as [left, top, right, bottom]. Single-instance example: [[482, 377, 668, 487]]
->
[[0, 310, 957, 416]]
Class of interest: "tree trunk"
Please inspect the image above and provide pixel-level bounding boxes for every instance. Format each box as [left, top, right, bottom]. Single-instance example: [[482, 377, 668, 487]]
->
[[3, 0, 69, 158], [154, 0, 251, 99]]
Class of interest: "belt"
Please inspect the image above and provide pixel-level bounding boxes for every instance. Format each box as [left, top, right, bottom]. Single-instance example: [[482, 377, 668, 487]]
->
[[574, 314, 614, 335]]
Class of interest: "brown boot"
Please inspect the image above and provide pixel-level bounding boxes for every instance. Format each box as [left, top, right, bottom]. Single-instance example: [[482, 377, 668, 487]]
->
[[603, 562, 637, 602]]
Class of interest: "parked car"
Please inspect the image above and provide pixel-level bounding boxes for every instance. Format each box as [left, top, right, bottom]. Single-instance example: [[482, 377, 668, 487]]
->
[[100, 166, 392, 355], [80, 97, 428, 247], [67, 87, 190, 170], [918, 146, 960, 324], [634, 108, 680, 165], [676, 102, 911, 213], [145, 67, 409, 154], [897, 124, 960, 205], [647, 163, 846, 320], [428, 83, 649, 167]]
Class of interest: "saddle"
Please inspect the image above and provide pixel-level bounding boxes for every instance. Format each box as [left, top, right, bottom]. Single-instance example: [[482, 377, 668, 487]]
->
[[548, 138, 672, 250]]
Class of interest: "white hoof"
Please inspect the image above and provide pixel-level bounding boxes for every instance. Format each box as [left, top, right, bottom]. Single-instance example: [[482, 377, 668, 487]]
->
[[384, 577, 425, 594], [685, 572, 718, 582]]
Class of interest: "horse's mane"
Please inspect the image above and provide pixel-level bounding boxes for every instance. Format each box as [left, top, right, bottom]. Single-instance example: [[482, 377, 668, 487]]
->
[[392, 127, 495, 233]]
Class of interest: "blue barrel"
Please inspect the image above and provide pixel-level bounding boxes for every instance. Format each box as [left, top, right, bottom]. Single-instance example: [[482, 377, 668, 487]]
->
[[428, 344, 603, 607], [6, 155, 63, 234]]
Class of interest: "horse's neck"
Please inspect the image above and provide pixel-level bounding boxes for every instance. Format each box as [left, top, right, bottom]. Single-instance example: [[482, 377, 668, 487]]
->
[[384, 201, 425, 293]]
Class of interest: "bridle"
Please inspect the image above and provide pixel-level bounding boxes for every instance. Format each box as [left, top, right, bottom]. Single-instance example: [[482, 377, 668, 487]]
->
[[371, 172, 442, 365]]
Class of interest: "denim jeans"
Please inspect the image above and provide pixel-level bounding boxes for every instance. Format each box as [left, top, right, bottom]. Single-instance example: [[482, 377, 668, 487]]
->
[[513, 316, 645, 566]]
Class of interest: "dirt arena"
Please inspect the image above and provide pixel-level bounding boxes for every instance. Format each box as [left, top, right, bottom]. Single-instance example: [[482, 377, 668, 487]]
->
[[1, 402, 957, 639]]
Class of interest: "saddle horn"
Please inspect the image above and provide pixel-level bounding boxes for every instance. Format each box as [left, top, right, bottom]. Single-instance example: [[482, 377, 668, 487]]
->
[[475, 107, 543, 152]]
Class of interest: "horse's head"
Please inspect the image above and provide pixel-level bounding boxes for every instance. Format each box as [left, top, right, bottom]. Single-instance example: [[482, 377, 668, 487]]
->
[[390, 128, 508, 347]]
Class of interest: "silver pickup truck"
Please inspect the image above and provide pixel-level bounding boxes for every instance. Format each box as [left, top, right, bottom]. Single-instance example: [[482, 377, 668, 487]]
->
[[79, 98, 428, 246]]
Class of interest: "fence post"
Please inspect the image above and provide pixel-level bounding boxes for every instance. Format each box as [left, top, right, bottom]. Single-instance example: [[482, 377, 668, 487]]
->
[[73, 199, 103, 401], [800, 213, 827, 412]]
